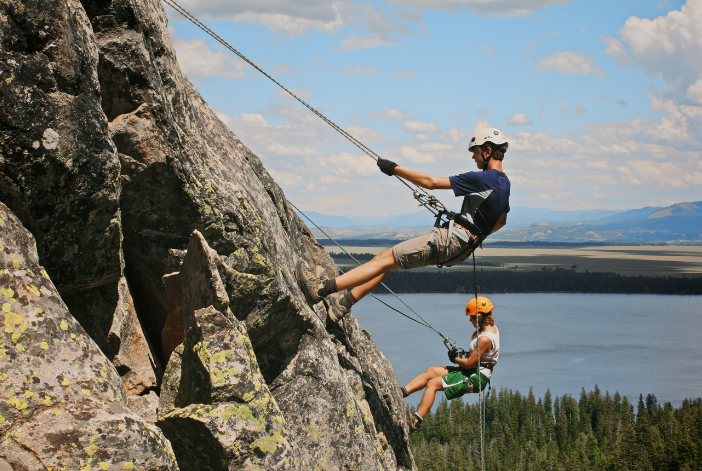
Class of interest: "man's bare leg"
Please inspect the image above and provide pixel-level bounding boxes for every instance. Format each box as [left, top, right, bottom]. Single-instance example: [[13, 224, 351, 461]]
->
[[349, 272, 387, 302], [335, 248, 400, 292]]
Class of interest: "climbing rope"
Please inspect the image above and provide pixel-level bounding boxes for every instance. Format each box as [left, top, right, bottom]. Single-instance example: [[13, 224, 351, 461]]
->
[[290, 201, 468, 349], [298, 202, 485, 471], [161, 0, 446, 218], [472, 252, 486, 471]]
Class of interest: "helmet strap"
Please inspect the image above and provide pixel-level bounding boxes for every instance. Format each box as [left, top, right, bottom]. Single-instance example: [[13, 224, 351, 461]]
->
[[481, 146, 492, 171]]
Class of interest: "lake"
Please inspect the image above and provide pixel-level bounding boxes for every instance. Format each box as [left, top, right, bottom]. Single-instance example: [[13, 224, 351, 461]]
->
[[351, 293, 702, 410]]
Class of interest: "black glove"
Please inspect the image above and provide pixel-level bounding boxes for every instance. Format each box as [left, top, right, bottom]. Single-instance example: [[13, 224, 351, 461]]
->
[[377, 158, 398, 176], [448, 348, 458, 364]]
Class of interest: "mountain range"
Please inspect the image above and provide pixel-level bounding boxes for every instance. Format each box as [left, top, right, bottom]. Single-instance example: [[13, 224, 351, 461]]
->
[[301, 201, 702, 243]]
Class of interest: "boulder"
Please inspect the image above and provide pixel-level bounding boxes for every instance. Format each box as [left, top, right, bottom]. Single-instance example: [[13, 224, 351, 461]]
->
[[0, 0, 159, 392], [0, 202, 178, 470], [158, 306, 300, 470]]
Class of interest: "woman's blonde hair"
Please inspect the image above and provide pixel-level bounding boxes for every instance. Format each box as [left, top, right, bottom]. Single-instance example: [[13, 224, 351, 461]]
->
[[471, 311, 495, 338]]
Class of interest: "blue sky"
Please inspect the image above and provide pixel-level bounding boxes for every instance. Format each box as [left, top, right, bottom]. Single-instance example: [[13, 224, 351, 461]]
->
[[165, 0, 701, 217]]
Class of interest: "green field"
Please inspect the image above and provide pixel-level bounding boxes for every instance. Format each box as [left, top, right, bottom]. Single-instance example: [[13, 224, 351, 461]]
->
[[326, 244, 702, 277]]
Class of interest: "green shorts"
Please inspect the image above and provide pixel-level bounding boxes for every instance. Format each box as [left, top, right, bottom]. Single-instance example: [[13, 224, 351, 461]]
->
[[441, 366, 490, 400]]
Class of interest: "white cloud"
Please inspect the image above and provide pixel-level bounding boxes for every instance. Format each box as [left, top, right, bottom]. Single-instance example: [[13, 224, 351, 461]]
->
[[343, 125, 386, 145], [559, 101, 567, 113], [483, 45, 495, 55], [165, 0, 422, 50], [477, 109, 490, 117], [402, 120, 441, 133], [239, 113, 269, 127], [687, 79, 702, 105], [271, 63, 303, 76], [370, 108, 412, 120], [572, 105, 586, 116], [603, 0, 702, 89], [387, 0, 571, 17], [616, 99, 629, 109], [338, 32, 396, 51], [395, 145, 436, 164], [473, 120, 490, 134], [392, 70, 420, 79], [267, 169, 305, 187], [341, 65, 381, 75], [171, 32, 249, 83], [507, 113, 533, 126], [535, 51, 604, 77]]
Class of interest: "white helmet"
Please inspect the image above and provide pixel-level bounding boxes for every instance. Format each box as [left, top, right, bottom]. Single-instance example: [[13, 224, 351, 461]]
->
[[468, 127, 508, 152]]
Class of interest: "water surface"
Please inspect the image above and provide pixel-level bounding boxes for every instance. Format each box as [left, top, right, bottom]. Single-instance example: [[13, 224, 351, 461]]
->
[[352, 293, 702, 409]]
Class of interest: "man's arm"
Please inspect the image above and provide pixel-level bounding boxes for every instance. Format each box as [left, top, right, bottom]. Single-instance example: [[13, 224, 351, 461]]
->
[[394, 167, 452, 190], [453, 336, 492, 369]]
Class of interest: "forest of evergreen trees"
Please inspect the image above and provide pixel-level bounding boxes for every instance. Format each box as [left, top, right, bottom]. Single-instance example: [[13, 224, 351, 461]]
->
[[410, 386, 702, 471], [377, 269, 702, 295], [329, 252, 702, 294]]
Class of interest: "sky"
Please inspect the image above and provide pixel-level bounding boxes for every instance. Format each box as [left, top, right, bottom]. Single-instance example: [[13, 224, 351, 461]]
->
[[164, 0, 702, 217]]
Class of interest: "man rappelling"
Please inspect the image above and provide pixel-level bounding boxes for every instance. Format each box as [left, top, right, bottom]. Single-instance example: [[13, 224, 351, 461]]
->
[[296, 127, 511, 322]]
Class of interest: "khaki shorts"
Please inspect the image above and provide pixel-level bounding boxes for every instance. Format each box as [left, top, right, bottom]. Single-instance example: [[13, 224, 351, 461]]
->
[[392, 226, 477, 269]]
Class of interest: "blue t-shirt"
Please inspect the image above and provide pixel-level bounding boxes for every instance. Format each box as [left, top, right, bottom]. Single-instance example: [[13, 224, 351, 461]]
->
[[448, 170, 510, 235]]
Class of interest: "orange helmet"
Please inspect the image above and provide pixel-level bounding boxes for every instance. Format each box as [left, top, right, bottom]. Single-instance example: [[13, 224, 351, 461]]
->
[[466, 296, 494, 316]]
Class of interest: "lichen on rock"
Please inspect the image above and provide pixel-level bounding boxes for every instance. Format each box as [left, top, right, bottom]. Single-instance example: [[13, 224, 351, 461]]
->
[[158, 306, 300, 470], [0, 202, 178, 470]]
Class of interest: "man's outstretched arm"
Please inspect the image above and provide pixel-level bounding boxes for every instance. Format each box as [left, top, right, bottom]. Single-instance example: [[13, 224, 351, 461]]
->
[[394, 167, 452, 190]]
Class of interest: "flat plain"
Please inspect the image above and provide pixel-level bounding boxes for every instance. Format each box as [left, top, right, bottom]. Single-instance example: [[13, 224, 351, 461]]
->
[[325, 244, 702, 277]]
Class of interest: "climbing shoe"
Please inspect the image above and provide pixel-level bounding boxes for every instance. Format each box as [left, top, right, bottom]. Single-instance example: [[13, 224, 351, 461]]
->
[[325, 293, 351, 323], [295, 260, 325, 305], [409, 412, 423, 433]]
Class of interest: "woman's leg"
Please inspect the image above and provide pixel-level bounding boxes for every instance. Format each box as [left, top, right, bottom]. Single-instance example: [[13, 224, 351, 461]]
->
[[417, 377, 445, 418], [334, 248, 400, 292], [403, 366, 447, 395]]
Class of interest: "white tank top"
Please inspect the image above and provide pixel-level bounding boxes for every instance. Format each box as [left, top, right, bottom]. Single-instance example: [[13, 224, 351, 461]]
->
[[467, 327, 500, 378]]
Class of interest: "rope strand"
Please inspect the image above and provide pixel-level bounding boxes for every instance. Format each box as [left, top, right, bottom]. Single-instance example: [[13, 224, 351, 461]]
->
[[161, 0, 436, 203], [472, 251, 485, 471], [291, 201, 466, 346]]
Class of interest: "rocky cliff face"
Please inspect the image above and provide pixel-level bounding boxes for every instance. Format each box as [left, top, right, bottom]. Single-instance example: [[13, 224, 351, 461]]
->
[[0, 202, 179, 470], [0, 0, 416, 469]]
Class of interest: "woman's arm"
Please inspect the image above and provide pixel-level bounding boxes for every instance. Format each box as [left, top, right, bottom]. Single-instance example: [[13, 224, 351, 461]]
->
[[394, 167, 452, 190], [454, 336, 493, 369]]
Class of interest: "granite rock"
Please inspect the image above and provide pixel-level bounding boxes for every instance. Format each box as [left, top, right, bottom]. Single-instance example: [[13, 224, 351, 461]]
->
[[158, 306, 300, 470], [0, 0, 160, 392], [0, 202, 178, 470]]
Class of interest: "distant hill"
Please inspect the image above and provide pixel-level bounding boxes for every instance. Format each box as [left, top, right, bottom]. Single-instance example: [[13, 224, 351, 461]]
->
[[301, 202, 702, 243], [495, 201, 702, 243]]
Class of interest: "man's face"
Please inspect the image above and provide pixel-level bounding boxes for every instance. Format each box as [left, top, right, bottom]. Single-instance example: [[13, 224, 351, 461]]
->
[[471, 148, 486, 169]]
